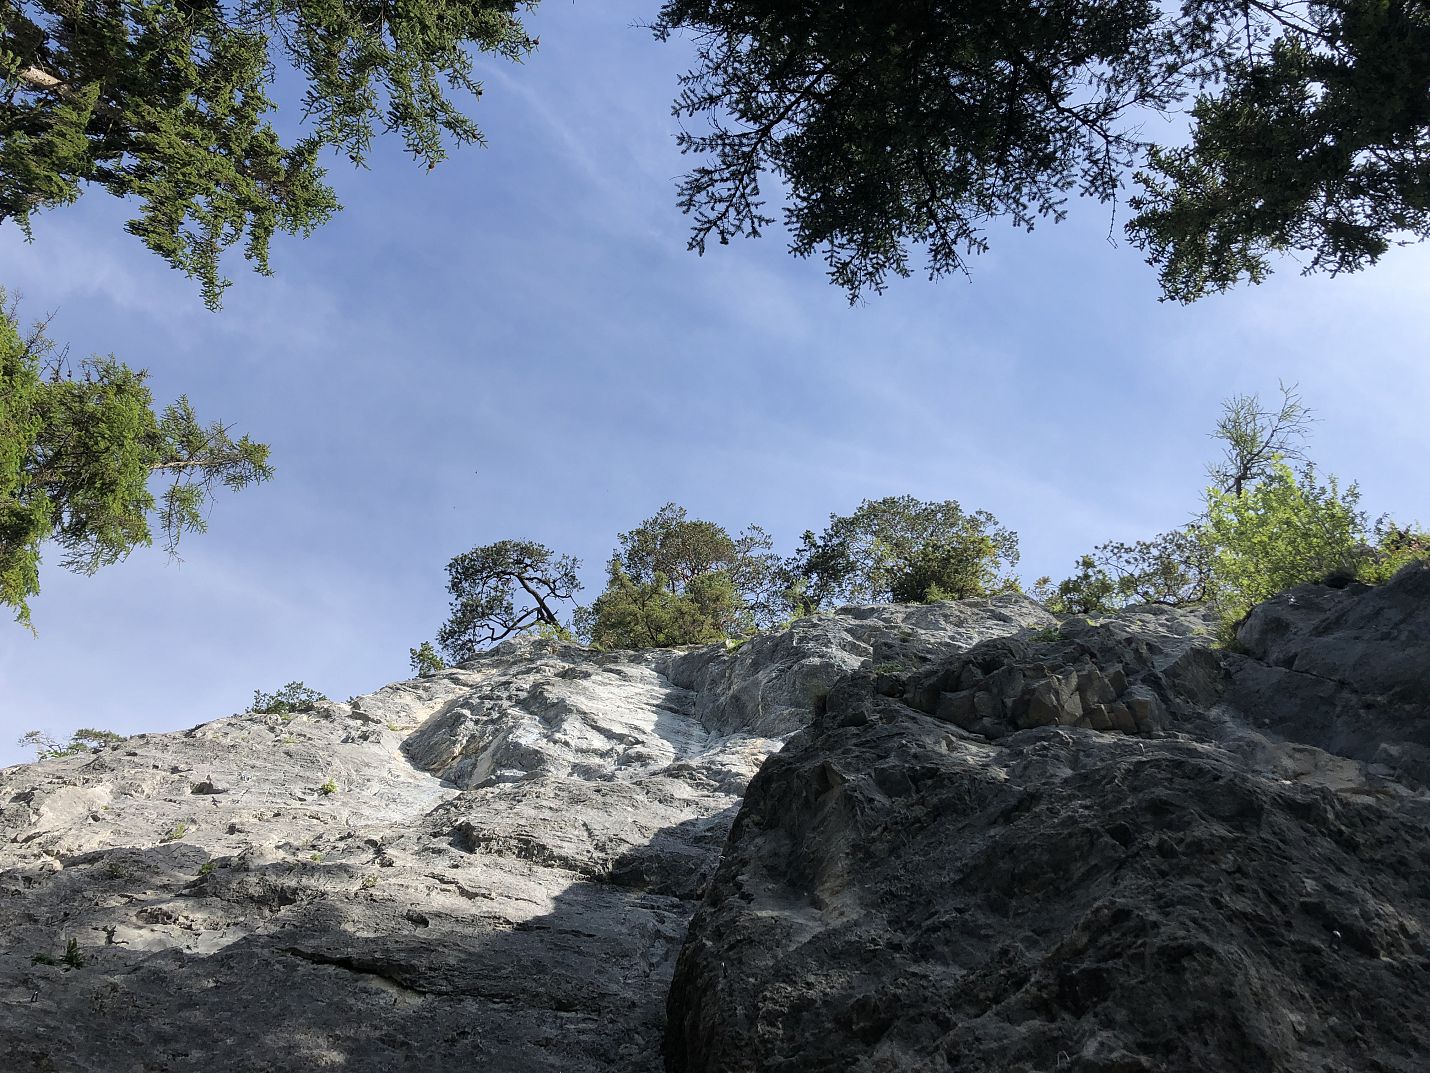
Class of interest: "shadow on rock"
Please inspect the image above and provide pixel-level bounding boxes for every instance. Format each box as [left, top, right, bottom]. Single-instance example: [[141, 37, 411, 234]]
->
[[6, 808, 742, 1073]]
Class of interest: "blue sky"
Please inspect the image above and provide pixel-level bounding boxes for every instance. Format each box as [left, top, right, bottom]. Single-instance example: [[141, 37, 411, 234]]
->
[[2, 3, 1427, 767]]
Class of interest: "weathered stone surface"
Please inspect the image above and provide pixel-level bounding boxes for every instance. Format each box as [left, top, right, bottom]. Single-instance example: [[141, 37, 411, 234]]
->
[[903, 604, 1217, 738], [9, 572, 1430, 1073], [1224, 562, 1430, 788], [665, 576, 1430, 1073], [666, 597, 1055, 738], [0, 597, 1049, 1073]]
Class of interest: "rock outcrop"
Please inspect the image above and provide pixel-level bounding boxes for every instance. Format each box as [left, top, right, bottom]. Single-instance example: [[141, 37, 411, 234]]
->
[[5, 567, 1429, 1073], [664, 564, 1430, 1073], [0, 597, 1050, 1073]]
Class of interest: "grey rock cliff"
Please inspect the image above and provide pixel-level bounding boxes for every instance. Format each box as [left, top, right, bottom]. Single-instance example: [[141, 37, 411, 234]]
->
[[6, 567, 1429, 1073], [664, 564, 1430, 1073], [0, 597, 1050, 1073]]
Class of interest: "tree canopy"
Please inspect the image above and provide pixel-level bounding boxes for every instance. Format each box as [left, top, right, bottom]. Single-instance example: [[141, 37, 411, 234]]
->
[[579, 503, 780, 649], [247, 681, 327, 715], [18, 726, 124, 758], [437, 539, 581, 662], [1, 292, 271, 628], [654, 0, 1430, 301], [1045, 387, 1428, 635], [582, 562, 744, 650], [783, 496, 1020, 612], [1, 0, 532, 620], [1207, 383, 1313, 496], [408, 640, 446, 678], [7, 0, 1422, 307], [1, 0, 536, 307], [1046, 529, 1213, 616], [1203, 460, 1367, 626]]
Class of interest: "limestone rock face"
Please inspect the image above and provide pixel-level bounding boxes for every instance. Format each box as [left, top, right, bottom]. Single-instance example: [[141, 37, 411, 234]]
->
[[0, 596, 1050, 1073], [664, 566, 1430, 1073], [9, 570, 1429, 1073]]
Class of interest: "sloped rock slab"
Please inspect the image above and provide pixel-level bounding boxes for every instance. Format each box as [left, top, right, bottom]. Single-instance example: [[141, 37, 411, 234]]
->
[[0, 648, 728, 1073], [1227, 562, 1430, 787], [0, 600, 1047, 1073]]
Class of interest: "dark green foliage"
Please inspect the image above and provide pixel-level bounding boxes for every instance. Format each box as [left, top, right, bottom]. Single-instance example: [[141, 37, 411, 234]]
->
[[437, 540, 581, 661], [1360, 521, 1430, 583], [580, 503, 779, 649], [1, 293, 271, 627], [408, 640, 445, 677], [654, 0, 1430, 301], [1047, 529, 1213, 615], [1, 0, 536, 306], [784, 496, 1019, 611], [70, 727, 124, 749], [31, 937, 84, 969], [18, 726, 124, 759], [582, 562, 743, 650], [890, 533, 1022, 604], [1129, 0, 1430, 302], [248, 681, 327, 715]]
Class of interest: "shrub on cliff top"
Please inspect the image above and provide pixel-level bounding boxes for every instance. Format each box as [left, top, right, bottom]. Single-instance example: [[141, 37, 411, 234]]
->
[[248, 682, 326, 716], [579, 503, 778, 649], [1203, 462, 1368, 639], [782, 496, 1020, 613]]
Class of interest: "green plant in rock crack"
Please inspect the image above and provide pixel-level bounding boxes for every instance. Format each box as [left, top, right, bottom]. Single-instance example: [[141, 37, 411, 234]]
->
[[32, 937, 84, 970]]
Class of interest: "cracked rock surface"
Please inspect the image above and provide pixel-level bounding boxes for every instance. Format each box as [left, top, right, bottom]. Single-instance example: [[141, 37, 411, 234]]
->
[[664, 564, 1430, 1073], [0, 596, 1050, 1073]]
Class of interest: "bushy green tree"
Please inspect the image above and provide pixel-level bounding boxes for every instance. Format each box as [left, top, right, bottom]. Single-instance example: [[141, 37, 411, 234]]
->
[[784, 496, 1019, 611], [653, 0, 1430, 302], [1, 293, 271, 628], [1046, 385, 1317, 617], [437, 540, 581, 661], [1, 0, 536, 307], [247, 681, 327, 715], [408, 641, 446, 678], [580, 503, 778, 649], [582, 563, 742, 650], [1046, 385, 1424, 636], [1203, 461, 1368, 635], [1359, 521, 1430, 584], [890, 532, 1022, 604], [1046, 529, 1213, 616]]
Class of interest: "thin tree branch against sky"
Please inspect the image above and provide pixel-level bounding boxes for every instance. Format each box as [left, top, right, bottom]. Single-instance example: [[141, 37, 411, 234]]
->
[[1, 1, 1427, 766]]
